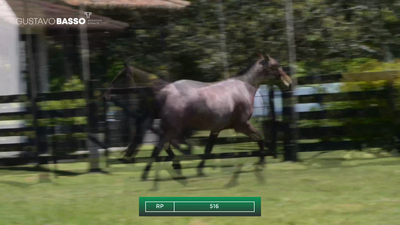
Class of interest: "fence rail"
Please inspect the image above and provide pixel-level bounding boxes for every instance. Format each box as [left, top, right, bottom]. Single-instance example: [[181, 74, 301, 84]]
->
[[0, 70, 399, 167], [280, 71, 399, 153]]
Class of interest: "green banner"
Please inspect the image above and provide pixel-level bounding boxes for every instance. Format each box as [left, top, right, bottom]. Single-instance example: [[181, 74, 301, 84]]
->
[[139, 197, 261, 216]]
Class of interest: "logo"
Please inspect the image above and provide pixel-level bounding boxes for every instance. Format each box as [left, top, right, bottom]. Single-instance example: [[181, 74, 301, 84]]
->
[[84, 12, 102, 25], [84, 12, 92, 19]]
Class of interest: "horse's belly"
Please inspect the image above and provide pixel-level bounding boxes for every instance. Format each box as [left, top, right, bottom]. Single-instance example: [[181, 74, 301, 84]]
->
[[185, 108, 233, 131]]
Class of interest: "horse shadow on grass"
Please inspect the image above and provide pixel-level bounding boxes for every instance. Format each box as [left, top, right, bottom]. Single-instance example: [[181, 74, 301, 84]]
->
[[0, 165, 110, 177], [0, 180, 37, 188], [0, 178, 63, 188], [299, 152, 400, 170], [146, 161, 266, 192]]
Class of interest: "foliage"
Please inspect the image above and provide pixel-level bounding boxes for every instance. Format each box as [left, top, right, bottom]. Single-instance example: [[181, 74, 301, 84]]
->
[[41, 0, 400, 87], [37, 76, 87, 154], [326, 69, 398, 148], [346, 59, 400, 73], [41, 0, 400, 152], [61, 76, 85, 92]]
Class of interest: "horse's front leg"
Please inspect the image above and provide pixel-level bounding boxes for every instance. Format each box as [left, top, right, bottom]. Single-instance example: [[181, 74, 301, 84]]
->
[[164, 142, 182, 174], [197, 132, 219, 176], [234, 122, 266, 165], [124, 115, 154, 158], [141, 134, 169, 181]]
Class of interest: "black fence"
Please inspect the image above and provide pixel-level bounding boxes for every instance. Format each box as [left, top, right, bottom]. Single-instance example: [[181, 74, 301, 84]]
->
[[0, 72, 399, 167], [278, 72, 398, 153]]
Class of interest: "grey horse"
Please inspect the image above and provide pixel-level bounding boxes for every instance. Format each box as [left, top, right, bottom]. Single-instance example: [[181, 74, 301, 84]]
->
[[136, 53, 292, 180]]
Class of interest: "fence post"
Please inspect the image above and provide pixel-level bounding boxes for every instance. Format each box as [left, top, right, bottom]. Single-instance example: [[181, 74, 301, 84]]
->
[[37, 97, 48, 165], [387, 81, 399, 152], [50, 110, 58, 178], [282, 88, 298, 162], [86, 80, 100, 172], [103, 97, 110, 167], [268, 86, 277, 158], [36, 96, 50, 182]]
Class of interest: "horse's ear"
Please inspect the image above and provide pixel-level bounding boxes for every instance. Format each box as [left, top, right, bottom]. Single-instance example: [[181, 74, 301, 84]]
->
[[124, 60, 133, 75], [266, 54, 280, 67], [257, 52, 265, 59]]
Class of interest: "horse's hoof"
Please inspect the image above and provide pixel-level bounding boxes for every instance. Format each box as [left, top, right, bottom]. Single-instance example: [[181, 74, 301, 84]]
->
[[224, 180, 239, 189], [123, 151, 131, 158], [173, 163, 182, 170], [173, 169, 182, 176], [141, 173, 149, 181], [123, 155, 132, 162], [149, 187, 158, 191], [173, 176, 187, 181], [255, 160, 267, 167], [182, 149, 191, 156], [121, 149, 129, 155], [197, 168, 206, 177]]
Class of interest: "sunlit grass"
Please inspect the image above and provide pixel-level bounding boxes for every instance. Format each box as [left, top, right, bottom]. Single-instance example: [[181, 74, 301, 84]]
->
[[0, 149, 399, 225]]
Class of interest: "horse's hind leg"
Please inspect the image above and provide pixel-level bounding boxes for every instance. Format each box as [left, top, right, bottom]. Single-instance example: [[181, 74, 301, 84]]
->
[[197, 132, 219, 176], [234, 123, 266, 165]]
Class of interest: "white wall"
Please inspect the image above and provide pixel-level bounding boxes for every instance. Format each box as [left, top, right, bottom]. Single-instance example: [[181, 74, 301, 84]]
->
[[0, 0, 22, 96]]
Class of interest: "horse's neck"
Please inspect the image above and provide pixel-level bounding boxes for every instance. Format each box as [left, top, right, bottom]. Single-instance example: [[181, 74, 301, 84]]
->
[[235, 66, 262, 89]]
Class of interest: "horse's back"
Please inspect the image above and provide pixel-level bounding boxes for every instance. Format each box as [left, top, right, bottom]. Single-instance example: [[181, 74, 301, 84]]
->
[[173, 80, 213, 91], [187, 80, 256, 130], [160, 79, 257, 132]]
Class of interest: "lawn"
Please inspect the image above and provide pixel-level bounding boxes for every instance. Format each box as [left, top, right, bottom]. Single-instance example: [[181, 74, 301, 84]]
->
[[0, 146, 399, 225]]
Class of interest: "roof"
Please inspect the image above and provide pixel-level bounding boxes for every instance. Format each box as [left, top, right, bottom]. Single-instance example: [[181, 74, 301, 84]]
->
[[5, 0, 129, 31], [63, 0, 190, 9]]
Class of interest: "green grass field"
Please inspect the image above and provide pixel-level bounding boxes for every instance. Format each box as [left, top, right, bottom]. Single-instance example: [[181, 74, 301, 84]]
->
[[0, 146, 399, 225]]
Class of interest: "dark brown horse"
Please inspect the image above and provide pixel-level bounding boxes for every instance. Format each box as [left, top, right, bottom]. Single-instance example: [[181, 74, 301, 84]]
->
[[137, 53, 292, 180]]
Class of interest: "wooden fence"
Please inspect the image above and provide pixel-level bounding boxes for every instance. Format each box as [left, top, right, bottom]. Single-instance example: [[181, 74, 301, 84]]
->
[[0, 90, 88, 165], [277, 71, 399, 155], [0, 71, 399, 167]]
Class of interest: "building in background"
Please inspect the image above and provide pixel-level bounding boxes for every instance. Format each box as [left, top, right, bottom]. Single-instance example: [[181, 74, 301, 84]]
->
[[0, 0, 20, 95], [0, 0, 129, 96]]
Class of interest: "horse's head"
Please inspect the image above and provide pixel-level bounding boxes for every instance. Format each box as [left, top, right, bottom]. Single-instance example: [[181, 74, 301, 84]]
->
[[256, 53, 292, 90]]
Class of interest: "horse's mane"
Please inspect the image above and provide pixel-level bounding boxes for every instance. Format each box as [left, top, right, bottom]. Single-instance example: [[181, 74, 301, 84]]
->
[[107, 61, 171, 90], [127, 61, 170, 82], [235, 62, 255, 77], [231, 58, 264, 80]]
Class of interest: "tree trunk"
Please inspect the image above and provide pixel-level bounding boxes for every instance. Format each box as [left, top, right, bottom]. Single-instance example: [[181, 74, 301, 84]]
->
[[284, 0, 299, 161], [217, 0, 229, 79], [62, 28, 72, 79]]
